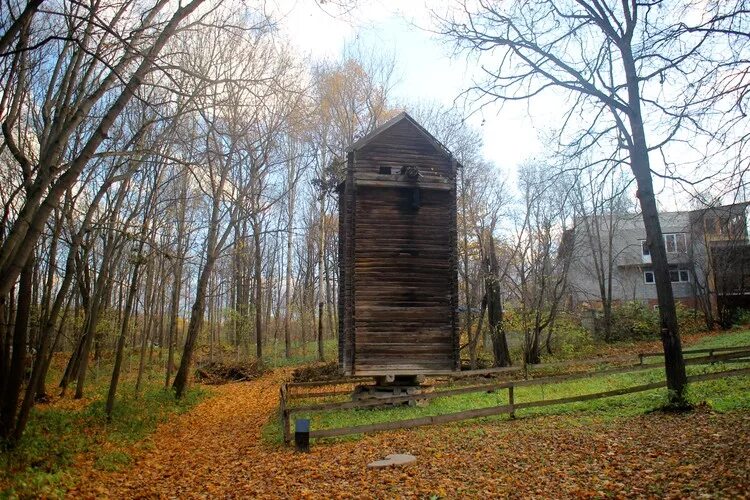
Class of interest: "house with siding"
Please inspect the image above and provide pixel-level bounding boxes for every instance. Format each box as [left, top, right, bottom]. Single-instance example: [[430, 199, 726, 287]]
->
[[566, 203, 750, 319]]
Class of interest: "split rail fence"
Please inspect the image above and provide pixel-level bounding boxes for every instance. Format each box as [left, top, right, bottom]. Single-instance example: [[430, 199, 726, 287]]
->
[[279, 345, 750, 444]]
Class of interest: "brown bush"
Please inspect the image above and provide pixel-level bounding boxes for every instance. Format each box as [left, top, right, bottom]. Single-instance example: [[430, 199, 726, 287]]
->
[[195, 360, 266, 384]]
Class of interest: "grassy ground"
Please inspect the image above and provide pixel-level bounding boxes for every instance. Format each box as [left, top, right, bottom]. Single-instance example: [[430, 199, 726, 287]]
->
[[273, 329, 750, 443], [70, 365, 750, 499], [0, 335, 338, 498], [0, 352, 207, 498], [4, 330, 748, 496]]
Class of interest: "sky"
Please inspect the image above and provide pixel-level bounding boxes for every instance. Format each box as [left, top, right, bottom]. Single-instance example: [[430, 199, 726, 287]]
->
[[267, 0, 731, 211], [271, 0, 548, 182]]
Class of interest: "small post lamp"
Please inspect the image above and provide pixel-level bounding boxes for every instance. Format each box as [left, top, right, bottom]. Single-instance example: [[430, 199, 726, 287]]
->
[[295, 418, 310, 452]]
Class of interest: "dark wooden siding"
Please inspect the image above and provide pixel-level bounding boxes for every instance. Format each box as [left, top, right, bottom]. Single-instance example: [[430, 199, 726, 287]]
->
[[352, 186, 456, 374], [354, 119, 454, 183], [339, 116, 459, 376], [339, 152, 356, 375]]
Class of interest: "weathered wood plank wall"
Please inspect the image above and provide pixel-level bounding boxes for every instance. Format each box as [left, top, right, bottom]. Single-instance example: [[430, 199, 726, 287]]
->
[[339, 114, 459, 376]]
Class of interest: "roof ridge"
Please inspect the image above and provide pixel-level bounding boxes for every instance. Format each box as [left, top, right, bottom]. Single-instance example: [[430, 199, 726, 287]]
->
[[346, 111, 459, 166]]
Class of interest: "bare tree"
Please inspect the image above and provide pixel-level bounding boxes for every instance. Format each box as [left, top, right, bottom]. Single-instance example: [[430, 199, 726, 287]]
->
[[171, 15, 303, 396], [570, 164, 634, 339], [678, 1, 750, 200], [281, 128, 309, 358], [507, 162, 572, 364], [483, 233, 512, 367], [0, 0, 208, 299], [440, 0, 693, 401]]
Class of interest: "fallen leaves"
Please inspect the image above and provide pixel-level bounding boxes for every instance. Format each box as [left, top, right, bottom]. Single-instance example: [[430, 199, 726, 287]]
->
[[70, 369, 750, 499]]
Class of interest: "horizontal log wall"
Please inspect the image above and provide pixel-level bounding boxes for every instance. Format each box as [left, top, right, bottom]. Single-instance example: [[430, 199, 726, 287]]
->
[[339, 117, 459, 376], [354, 119, 454, 182], [339, 152, 356, 375], [352, 187, 454, 373]]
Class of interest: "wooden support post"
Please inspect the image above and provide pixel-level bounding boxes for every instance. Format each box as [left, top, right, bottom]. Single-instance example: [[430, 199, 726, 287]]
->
[[508, 384, 515, 419], [638, 354, 644, 365]]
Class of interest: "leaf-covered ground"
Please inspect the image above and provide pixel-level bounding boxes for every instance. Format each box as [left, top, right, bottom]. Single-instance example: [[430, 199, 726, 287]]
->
[[71, 369, 750, 499]]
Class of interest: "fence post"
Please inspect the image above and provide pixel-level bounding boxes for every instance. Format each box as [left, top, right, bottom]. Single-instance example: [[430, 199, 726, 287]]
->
[[508, 384, 515, 419], [709, 349, 715, 364], [638, 353, 644, 365]]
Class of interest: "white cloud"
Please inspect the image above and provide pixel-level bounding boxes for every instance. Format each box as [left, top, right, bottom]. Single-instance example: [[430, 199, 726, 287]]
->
[[264, 1, 562, 178]]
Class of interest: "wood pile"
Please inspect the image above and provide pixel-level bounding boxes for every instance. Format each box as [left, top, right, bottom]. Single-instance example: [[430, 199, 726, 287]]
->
[[195, 360, 266, 384]]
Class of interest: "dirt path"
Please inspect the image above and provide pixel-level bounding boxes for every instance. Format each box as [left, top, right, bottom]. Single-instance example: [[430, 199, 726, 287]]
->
[[72, 371, 750, 499]]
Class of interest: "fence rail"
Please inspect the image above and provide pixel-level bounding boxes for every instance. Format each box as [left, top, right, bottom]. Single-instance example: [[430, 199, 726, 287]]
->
[[279, 345, 750, 444]]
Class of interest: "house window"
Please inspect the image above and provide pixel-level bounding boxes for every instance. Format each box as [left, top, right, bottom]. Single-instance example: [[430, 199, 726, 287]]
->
[[668, 266, 690, 283], [644, 268, 690, 284], [378, 166, 392, 175], [672, 267, 690, 283], [664, 233, 687, 253], [727, 214, 745, 239], [669, 268, 680, 282], [641, 241, 650, 256]]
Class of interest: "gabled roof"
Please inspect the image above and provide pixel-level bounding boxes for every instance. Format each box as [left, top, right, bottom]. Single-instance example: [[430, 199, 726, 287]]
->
[[346, 111, 461, 167]]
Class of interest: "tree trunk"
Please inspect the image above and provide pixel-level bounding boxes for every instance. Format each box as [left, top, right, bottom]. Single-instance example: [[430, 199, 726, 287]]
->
[[526, 328, 541, 365], [59, 331, 84, 395], [15, 286, 67, 442], [459, 166, 477, 370], [172, 257, 215, 399], [324, 245, 335, 342], [253, 218, 263, 360], [106, 253, 142, 419], [164, 266, 181, 389], [0, 257, 33, 441], [469, 295, 487, 369], [317, 198, 325, 361], [36, 293, 71, 399], [165, 180, 188, 389], [484, 237, 510, 367], [0, 296, 8, 402], [73, 251, 116, 399], [135, 255, 157, 395], [317, 301, 324, 361], [284, 224, 293, 358], [623, 47, 687, 404]]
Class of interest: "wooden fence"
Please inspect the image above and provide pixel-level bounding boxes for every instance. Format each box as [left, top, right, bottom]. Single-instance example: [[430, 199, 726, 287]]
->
[[279, 345, 750, 444]]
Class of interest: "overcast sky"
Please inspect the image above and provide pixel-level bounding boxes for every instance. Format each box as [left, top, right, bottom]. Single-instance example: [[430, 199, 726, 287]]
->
[[269, 0, 705, 210], [271, 1, 551, 179]]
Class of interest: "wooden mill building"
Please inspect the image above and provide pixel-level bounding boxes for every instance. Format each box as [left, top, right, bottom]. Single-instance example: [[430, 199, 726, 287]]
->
[[338, 112, 459, 377]]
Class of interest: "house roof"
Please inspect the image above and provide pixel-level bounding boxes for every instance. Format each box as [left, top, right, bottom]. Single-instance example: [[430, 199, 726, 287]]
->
[[346, 111, 462, 167]]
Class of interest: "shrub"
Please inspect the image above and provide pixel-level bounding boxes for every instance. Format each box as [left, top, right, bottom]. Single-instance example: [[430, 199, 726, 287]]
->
[[550, 314, 595, 358], [609, 301, 659, 341], [731, 307, 750, 327], [195, 359, 266, 384], [606, 301, 707, 341], [291, 361, 340, 382], [675, 303, 705, 336]]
